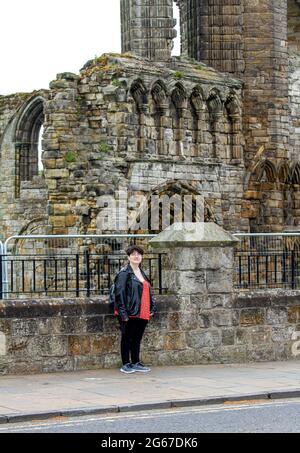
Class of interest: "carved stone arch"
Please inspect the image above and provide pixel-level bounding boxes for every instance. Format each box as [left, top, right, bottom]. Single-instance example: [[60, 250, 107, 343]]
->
[[207, 88, 223, 118], [150, 80, 169, 110], [150, 80, 169, 154], [278, 161, 291, 184], [14, 95, 46, 195], [11, 216, 49, 255], [171, 82, 187, 112], [128, 180, 217, 233], [278, 161, 294, 227], [290, 162, 300, 184], [189, 86, 206, 156], [206, 88, 223, 158], [129, 79, 149, 153], [129, 78, 148, 112], [170, 83, 187, 156], [190, 85, 205, 114], [224, 92, 243, 161], [253, 159, 277, 183], [225, 93, 241, 117]]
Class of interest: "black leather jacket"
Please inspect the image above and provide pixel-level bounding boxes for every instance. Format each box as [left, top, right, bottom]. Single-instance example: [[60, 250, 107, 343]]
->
[[115, 264, 157, 321]]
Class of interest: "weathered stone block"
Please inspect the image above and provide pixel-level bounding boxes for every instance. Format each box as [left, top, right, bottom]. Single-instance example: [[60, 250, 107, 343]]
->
[[156, 350, 196, 366], [168, 247, 233, 271], [143, 330, 164, 351], [190, 295, 212, 309], [266, 308, 288, 325], [167, 270, 206, 294], [186, 329, 221, 349], [167, 312, 180, 330], [42, 358, 74, 373], [246, 346, 275, 363], [222, 328, 235, 346], [288, 307, 300, 323], [11, 319, 38, 337], [90, 334, 119, 354], [240, 309, 265, 326], [271, 326, 295, 343], [73, 355, 103, 371], [0, 332, 6, 356], [250, 326, 272, 345], [28, 336, 68, 358], [8, 361, 43, 375], [214, 346, 247, 364], [197, 312, 211, 328], [7, 337, 30, 357], [86, 316, 104, 333], [68, 336, 91, 355], [212, 310, 233, 327], [206, 270, 233, 293], [103, 353, 120, 369], [163, 332, 186, 351], [0, 320, 11, 335]]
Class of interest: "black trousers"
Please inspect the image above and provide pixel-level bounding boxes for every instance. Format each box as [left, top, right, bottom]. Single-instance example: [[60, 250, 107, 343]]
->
[[119, 318, 148, 365]]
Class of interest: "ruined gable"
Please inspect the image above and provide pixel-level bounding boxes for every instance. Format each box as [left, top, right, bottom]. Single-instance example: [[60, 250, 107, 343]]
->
[[0, 1, 300, 238]]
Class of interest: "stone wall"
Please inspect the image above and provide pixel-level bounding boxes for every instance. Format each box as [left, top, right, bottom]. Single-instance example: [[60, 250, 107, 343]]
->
[[176, 0, 300, 233], [176, 0, 245, 75], [0, 91, 49, 240], [42, 54, 246, 235], [121, 0, 177, 61], [1, 221, 300, 376], [1, 290, 300, 375], [288, 0, 300, 161], [1, 0, 300, 240], [289, 56, 300, 162], [177, 0, 290, 165]]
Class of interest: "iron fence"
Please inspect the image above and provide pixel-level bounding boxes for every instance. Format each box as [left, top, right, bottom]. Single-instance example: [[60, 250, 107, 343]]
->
[[234, 233, 300, 290], [0, 234, 167, 299], [0, 240, 3, 299], [0, 251, 165, 298]]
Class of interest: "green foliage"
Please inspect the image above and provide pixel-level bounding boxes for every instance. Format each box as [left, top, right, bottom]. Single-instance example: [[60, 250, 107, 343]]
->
[[98, 142, 110, 153], [112, 78, 123, 88], [195, 64, 207, 71], [174, 71, 184, 79], [65, 151, 76, 163]]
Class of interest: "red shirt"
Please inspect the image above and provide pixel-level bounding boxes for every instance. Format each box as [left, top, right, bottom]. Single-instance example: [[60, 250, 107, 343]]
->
[[115, 280, 151, 321], [138, 280, 151, 321]]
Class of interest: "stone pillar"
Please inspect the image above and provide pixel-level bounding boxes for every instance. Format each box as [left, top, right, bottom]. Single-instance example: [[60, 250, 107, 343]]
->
[[150, 222, 238, 303], [45, 72, 80, 234], [176, 0, 244, 74], [150, 223, 239, 363], [177, 0, 290, 165], [120, 0, 177, 61]]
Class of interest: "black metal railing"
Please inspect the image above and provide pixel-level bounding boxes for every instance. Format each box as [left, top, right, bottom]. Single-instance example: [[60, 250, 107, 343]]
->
[[234, 250, 300, 290], [0, 252, 166, 299], [0, 253, 2, 299]]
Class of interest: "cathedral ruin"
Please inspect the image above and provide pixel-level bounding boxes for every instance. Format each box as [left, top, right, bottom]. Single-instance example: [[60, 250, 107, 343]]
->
[[1, 0, 300, 239]]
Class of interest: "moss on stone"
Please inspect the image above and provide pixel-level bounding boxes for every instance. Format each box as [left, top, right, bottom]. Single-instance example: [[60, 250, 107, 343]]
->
[[98, 143, 110, 153], [174, 71, 184, 79], [65, 151, 77, 163]]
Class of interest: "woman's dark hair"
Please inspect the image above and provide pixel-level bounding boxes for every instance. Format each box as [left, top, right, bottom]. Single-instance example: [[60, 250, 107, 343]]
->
[[126, 245, 144, 256]]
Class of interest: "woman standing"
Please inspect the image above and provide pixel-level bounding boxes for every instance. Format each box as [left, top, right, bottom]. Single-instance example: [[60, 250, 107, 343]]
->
[[114, 245, 157, 374]]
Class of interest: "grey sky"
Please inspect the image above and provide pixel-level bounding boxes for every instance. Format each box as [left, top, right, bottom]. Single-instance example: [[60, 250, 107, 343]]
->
[[0, 0, 180, 96]]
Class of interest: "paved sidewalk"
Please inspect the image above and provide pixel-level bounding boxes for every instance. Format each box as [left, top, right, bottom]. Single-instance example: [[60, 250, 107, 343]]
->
[[0, 360, 300, 423]]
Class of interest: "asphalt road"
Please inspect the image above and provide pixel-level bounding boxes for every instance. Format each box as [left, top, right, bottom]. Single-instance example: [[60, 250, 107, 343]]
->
[[1, 399, 300, 433]]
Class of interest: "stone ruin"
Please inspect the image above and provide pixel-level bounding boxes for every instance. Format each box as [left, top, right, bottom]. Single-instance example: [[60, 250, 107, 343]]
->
[[0, 0, 300, 241]]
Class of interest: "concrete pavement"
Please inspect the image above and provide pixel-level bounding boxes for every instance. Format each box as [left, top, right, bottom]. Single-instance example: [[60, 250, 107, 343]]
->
[[0, 360, 300, 424]]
